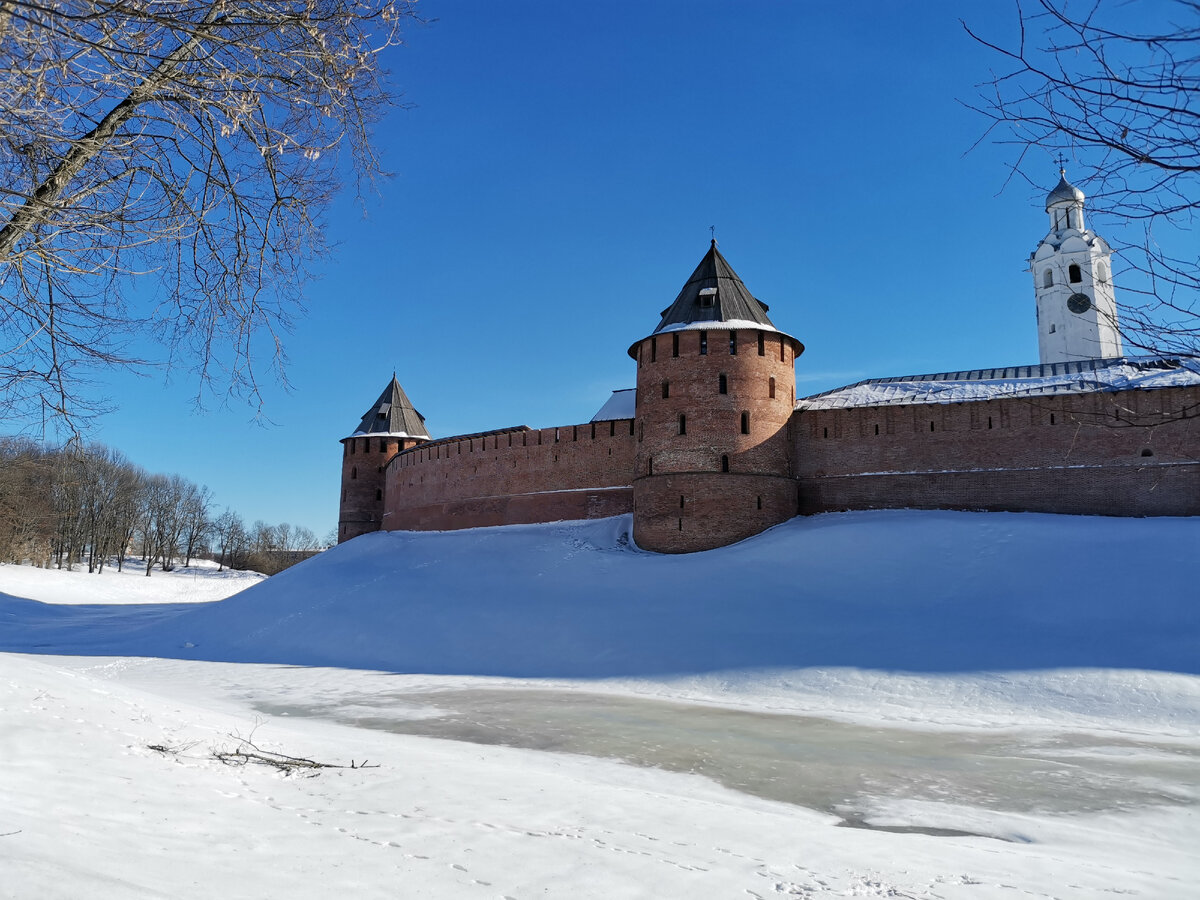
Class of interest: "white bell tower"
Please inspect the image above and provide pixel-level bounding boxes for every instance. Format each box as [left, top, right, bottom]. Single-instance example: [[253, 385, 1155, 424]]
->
[[1029, 168, 1123, 363]]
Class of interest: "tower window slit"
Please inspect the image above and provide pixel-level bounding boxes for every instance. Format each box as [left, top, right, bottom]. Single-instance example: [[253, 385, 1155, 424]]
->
[[651, 337, 657, 362], [769, 377, 776, 399], [757, 496, 762, 510], [874, 423, 879, 435], [721, 454, 729, 472], [679, 413, 687, 435], [741, 411, 750, 434], [729, 330, 737, 354], [662, 380, 670, 399], [699, 331, 708, 355], [758, 332, 765, 356], [672, 333, 679, 357], [719, 373, 727, 394]]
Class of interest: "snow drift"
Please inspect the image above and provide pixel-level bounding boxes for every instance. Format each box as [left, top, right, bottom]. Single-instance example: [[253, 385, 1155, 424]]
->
[[2, 509, 1197, 679]]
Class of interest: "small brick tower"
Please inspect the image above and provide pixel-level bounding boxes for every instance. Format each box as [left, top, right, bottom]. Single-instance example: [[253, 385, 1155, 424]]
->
[[628, 241, 804, 552], [338, 375, 429, 542]]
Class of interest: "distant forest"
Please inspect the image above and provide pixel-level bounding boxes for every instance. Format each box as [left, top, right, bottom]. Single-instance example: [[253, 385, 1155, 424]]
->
[[0, 437, 325, 576]]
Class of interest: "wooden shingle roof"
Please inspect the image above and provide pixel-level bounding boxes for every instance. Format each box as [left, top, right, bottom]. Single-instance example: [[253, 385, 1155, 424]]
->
[[345, 376, 430, 440], [652, 241, 777, 333]]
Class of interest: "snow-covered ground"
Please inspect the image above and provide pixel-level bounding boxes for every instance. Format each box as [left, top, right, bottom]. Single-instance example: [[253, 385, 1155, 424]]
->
[[1, 511, 1197, 898], [0, 556, 264, 605]]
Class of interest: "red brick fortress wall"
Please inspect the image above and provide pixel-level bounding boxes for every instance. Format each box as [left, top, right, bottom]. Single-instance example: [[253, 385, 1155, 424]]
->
[[338, 436, 422, 542], [632, 327, 802, 552], [384, 421, 636, 531], [794, 385, 1200, 516]]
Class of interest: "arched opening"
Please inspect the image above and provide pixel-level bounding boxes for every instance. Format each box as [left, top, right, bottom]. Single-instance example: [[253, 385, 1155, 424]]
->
[[1098, 261, 1109, 283], [375, 489, 382, 501], [721, 454, 729, 472], [1043, 269, 1053, 288], [1069, 263, 1082, 283], [769, 377, 776, 399]]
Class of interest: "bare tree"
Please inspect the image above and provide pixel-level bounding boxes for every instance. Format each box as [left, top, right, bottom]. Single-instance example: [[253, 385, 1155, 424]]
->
[[966, 0, 1200, 357], [212, 506, 245, 571], [181, 483, 212, 567], [0, 1, 417, 426]]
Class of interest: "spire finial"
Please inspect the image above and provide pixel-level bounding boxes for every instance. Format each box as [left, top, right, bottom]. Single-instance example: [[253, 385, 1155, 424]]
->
[[1055, 152, 1068, 175], [709, 225, 716, 247]]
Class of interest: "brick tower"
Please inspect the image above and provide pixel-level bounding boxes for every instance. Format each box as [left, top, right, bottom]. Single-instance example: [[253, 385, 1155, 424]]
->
[[628, 241, 804, 552], [337, 376, 429, 542]]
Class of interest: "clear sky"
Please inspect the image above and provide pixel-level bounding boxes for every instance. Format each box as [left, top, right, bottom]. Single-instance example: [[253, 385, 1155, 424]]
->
[[67, 0, 1097, 539]]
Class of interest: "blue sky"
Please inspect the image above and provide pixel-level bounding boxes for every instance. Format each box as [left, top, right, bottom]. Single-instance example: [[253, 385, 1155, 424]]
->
[[77, 1, 1092, 538]]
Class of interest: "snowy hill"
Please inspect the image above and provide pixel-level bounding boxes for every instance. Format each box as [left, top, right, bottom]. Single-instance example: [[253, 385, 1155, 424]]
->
[[2, 510, 1199, 898], [4, 510, 1198, 678]]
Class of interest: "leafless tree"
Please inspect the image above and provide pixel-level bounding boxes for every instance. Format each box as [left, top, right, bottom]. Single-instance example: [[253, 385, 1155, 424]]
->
[[0, 1, 417, 427], [212, 506, 245, 570], [180, 482, 212, 567], [966, 0, 1200, 357], [0, 436, 55, 563]]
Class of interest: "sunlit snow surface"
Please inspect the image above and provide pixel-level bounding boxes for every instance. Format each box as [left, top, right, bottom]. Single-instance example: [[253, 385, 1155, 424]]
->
[[2, 511, 1198, 898]]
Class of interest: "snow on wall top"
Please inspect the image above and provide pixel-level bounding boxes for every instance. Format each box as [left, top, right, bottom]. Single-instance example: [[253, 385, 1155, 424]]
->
[[591, 388, 636, 422], [796, 356, 1200, 411]]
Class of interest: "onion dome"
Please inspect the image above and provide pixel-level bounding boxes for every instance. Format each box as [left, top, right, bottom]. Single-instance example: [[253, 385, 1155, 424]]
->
[[1046, 170, 1085, 209]]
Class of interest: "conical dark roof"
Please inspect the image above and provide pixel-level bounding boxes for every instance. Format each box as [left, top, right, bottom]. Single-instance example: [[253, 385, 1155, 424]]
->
[[345, 375, 429, 440], [652, 241, 777, 333]]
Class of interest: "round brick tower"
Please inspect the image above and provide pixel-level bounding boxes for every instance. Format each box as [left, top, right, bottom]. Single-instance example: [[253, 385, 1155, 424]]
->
[[628, 241, 804, 553], [338, 375, 429, 542]]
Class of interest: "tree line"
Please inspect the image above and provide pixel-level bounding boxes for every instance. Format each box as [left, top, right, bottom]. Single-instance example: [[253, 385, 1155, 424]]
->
[[0, 437, 323, 576]]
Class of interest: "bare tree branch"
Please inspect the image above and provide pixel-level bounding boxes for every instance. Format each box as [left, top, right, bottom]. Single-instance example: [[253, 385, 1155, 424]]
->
[[0, 0, 420, 428], [965, 0, 1200, 358]]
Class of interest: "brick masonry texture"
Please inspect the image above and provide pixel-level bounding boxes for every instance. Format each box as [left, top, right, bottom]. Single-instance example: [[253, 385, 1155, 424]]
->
[[793, 386, 1200, 516], [632, 327, 802, 552], [338, 436, 420, 541], [342, 358, 1199, 549], [384, 421, 636, 532]]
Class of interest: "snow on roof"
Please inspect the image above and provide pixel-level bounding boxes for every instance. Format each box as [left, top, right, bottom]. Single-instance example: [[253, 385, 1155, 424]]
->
[[591, 388, 636, 422], [655, 318, 782, 335], [345, 430, 426, 440], [796, 356, 1200, 411]]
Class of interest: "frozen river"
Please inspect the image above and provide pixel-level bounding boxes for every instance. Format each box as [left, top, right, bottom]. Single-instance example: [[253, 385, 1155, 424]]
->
[[256, 687, 1200, 838]]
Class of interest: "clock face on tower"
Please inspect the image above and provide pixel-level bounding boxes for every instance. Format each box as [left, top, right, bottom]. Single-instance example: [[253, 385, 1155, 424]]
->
[[1067, 292, 1092, 314]]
